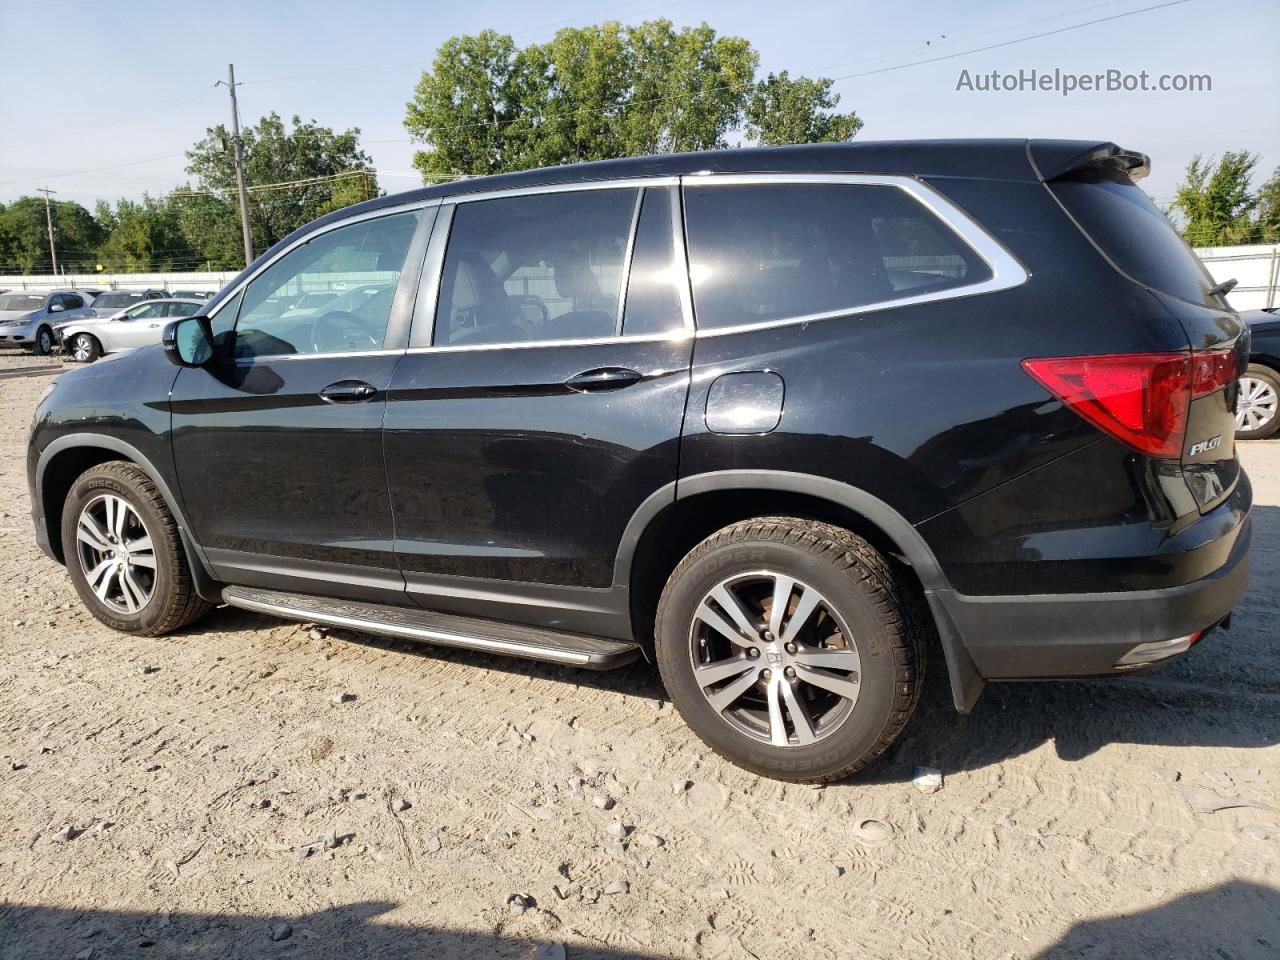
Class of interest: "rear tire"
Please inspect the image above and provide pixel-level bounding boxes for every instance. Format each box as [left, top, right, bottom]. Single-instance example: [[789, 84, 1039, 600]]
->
[[1235, 363, 1280, 440], [655, 517, 925, 783], [69, 333, 101, 363], [33, 325, 54, 356], [60, 461, 214, 636]]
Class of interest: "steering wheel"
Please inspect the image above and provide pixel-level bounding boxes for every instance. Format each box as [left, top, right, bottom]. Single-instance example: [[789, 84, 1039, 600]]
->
[[309, 310, 381, 353]]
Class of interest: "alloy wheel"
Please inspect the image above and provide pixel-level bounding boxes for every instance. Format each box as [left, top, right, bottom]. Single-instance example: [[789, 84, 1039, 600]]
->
[[1236, 376, 1278, 434], [688, 570, 862, 747], [37, 328, 53, 354], [72, 335, 93, 362], [75, 494, 158, 615]]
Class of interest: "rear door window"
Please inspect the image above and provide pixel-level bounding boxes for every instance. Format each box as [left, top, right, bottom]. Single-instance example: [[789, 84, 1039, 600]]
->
[[128, 302, 166, 320], [435, 188, 638, 347], [683, 182, 991, 330], [1050, 168, 1218, 307]]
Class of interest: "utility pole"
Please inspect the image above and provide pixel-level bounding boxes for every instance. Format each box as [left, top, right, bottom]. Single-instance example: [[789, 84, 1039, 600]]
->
[[216, 64, 254, 267], [36, 187, 57, 275]]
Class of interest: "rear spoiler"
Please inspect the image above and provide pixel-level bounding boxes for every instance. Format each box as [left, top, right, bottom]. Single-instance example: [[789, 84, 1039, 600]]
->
[[1029, 140, 1151, 183]]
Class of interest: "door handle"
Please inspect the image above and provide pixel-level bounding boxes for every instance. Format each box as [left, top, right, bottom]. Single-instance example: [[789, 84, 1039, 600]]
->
[[320, 380, 378, 403], [564, 367, 643, 393]]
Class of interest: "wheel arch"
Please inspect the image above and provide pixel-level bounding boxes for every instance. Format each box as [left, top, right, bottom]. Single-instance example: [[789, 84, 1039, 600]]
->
[[36, 434, 221, 602], [617, 470, 984, 713], [1247, 354, 1280, 375]]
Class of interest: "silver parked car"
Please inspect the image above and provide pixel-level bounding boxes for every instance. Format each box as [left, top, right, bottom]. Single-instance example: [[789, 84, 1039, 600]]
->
[[57, 298, 203, 362], [0, 290, 93, 354], [82, 288, 168, 319]]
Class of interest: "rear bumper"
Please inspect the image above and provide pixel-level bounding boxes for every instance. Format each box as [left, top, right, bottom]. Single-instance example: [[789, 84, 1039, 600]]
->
[[936, 511, 1251, 680]]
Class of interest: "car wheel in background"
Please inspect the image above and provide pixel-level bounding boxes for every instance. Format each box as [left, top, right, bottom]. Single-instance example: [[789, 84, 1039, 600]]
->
[[70, 333, 102, 363], [1235, 363, 1280, 440], [655, 517, 926, 783], [60, 461, 214, 636], [33, 325, 54, 355]]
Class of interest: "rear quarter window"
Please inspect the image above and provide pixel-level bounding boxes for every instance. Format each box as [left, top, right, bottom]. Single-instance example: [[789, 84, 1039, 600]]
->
[[683, 182, 991, 331], [1050, 169, 1217, 307]]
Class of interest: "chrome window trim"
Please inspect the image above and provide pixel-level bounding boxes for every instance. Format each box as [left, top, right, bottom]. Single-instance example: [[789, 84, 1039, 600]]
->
[[232, 348, 407, 366], [679, 172, 1029, 337], [449, 175, 678, 206], [403, 329, 691, 355]]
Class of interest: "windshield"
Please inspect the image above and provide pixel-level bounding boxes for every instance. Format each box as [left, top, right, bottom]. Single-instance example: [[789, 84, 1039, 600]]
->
[[93, 292, 146, 310], [0, 293, 45, 311]]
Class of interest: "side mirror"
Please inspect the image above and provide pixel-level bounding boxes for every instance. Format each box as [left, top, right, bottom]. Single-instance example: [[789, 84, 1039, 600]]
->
[[163, 316, 214, 367], [49, 302, 65, 313]]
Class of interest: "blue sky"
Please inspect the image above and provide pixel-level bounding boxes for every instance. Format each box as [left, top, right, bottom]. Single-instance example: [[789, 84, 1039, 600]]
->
[[1, 0, 1277, 208]]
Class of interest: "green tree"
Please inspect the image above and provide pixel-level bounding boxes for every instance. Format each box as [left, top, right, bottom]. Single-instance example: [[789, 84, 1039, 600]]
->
[[404, 19, 860, 180], [1172, 150, 1259, 246], [746, 72, 863, 146], [0, 196, 103, 274], [94, 195, 198, 272], [179, 112, 378, 268], [1255, 166, 1280, 244]]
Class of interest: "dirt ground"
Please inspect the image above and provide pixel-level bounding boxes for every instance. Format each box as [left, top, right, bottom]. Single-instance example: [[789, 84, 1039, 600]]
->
[[0, 349, 1277, 960]]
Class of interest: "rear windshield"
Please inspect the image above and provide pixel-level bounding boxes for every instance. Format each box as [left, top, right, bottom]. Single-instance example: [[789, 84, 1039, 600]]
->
[[93, 291, 146, 309], [1050, 168, 1217, 307]]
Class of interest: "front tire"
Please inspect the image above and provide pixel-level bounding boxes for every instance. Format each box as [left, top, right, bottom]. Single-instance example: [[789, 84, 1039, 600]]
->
[[1235, 363, 1280, 440], [69, 333, 102, 363], [655, 517, 925, 783], [60, 461, 214, 636]]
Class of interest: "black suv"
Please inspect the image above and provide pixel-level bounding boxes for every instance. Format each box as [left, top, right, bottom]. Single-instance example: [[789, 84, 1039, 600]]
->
[[28, 140, 1251, 782]]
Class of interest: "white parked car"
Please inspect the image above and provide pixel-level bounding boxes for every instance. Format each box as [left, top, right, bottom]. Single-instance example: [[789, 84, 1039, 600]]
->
[[56, 298, 203, 362]]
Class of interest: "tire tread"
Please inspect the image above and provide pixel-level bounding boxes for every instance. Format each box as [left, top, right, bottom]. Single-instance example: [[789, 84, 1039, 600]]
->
[[657, 515, 927, 783], [66, 461, 213, 636]]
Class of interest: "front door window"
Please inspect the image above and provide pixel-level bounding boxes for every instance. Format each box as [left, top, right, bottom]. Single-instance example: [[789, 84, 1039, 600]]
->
[[233, 211, 422, 359]]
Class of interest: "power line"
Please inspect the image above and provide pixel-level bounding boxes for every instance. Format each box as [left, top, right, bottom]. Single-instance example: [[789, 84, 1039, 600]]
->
[[0, 89, 218, 150], [0, 151, 186, 187], [244, 0, 688, 87], [382, 0, 1192, 144], [0, 0, 1198, 201], [816, 0, 1143, 74], [827, 0, 1193, 83]]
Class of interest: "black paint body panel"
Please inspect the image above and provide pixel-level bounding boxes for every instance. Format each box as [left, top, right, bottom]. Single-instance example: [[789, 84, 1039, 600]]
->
[[27, 139, 1253, 713]]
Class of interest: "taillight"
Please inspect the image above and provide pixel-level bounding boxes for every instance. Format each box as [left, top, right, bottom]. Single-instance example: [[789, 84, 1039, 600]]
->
[[1191, 347, 1238, 397], [1021, 352, 1191, 458]]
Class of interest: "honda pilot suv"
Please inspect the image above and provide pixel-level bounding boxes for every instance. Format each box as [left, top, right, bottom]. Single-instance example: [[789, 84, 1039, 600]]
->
[[28, 140, 1251, 782]]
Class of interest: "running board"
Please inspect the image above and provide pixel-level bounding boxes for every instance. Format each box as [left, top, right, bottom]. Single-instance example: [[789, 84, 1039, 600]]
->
[[221, 586, 640, 670]]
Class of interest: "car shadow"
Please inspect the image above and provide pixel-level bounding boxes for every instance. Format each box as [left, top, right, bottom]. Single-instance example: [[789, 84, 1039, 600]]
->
[[1033, 879, 1280, 959], [4, 881, 1275, 959], [0, 901, 665, 960], [181, 501, 1280, 785]]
